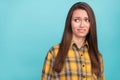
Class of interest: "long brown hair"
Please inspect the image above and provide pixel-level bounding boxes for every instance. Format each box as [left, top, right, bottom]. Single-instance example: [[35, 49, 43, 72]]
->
[[53, 2, 101, 77]]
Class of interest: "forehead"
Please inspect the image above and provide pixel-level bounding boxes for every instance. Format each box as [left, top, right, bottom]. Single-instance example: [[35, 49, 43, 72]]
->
[[72, 9, 88, 18]]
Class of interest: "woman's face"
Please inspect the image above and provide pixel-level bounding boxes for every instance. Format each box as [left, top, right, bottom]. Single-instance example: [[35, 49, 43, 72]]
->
[[71, 9, 90, 39]]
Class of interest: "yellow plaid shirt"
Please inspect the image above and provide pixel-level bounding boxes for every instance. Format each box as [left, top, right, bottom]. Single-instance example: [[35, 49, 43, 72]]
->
[[41, 41, 105, 80]]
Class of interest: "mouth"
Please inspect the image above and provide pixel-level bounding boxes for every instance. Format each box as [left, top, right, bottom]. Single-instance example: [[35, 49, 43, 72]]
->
[[77, 29, 86, 33]]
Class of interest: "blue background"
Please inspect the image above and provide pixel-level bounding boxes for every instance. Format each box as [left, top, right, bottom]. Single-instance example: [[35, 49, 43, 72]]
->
[[0, 0, 120, 80]]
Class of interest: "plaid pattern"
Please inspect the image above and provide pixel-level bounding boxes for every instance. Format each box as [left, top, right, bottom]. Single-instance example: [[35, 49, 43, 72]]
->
[[41, 41, 105, 80]]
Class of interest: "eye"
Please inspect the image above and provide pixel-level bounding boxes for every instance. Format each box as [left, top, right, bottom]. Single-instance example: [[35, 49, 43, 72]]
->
[[85, 18, 90, 22], [74, 19, 80, 23]]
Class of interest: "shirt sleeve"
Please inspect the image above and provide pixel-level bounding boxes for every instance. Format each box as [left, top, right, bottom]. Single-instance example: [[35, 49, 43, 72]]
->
[[41, 48, 54, 80]]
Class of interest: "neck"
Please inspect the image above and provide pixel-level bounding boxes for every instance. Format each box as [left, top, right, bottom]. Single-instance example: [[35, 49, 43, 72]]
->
[[72, 36, 85, 49]]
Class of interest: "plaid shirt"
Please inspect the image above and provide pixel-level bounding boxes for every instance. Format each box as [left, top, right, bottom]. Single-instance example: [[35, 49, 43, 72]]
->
[[41, 41, 105, 80]]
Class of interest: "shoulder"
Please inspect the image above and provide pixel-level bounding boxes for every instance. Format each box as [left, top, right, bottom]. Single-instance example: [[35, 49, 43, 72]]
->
[[98, 53, 103, 61], [98, 53, 104, 64], [45, 44, 60, 60], [52, 44, 60, 49], [49, 44, 60, 51], [48, 44, 60, 56]]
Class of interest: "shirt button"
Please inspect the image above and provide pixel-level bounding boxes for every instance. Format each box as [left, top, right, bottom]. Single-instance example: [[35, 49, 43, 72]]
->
[[82, 64, 85, 67], [81, 54, 83, 56], [83, 75, 86, 78], [82, 74, 86, 78]]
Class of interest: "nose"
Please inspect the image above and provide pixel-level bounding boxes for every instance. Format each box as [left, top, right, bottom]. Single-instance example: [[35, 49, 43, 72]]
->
[[80, 20, 84, 27]]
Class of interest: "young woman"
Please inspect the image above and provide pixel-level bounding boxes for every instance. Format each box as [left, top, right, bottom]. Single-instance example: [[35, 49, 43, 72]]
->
[[41, 2, 105, 80]]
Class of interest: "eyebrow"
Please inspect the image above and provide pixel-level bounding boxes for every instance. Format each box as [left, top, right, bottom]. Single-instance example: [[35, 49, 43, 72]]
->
[[73, 17, 89, 19], [73, 17, 80, 18]]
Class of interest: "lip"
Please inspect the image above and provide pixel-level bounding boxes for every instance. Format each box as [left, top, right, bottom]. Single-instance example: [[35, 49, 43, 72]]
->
[[77, 29, 86, 33]]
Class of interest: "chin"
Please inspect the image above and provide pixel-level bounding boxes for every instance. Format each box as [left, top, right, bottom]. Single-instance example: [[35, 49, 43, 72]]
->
[[77, 35, 86, 38], [77, 34, 87, 37]]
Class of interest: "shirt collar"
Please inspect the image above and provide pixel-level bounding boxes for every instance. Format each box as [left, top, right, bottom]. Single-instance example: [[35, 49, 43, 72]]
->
[[70, 40, 89, 49]]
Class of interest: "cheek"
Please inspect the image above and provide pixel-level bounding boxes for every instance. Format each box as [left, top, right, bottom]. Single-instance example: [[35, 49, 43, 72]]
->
[[71, 25, 77, 33], [71, 22, 79, 30], [71, 26, 75, 33], [71, 22, 76, 32], [86, 26, 90, 33]]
